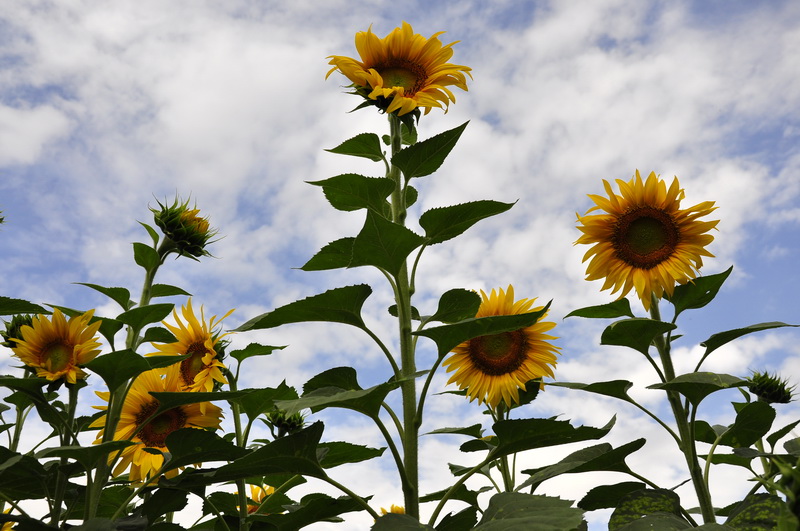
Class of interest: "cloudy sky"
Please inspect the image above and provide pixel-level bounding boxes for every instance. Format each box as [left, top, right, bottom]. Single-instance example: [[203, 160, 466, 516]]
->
[[2, 0, 799, 528]]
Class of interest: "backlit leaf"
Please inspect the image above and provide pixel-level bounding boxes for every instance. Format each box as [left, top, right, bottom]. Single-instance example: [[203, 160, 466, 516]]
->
[[419, 200, 514, 245]]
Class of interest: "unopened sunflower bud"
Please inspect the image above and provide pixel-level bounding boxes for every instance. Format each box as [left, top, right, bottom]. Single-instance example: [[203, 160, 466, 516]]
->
[[151, 196, 218, 259], [2, 314, 33, 349], [747, 371, 794, 404], [267, 409, 306, 438]]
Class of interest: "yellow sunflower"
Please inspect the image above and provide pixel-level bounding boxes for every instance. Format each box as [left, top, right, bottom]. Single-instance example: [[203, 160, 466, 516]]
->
[[241, 484, 276, 514], [326, 21, 472, 116], [442, 286, 560, 409], [151, 299, 234, 393], [575, 170, 719, 312], [91, 368, 223, 482], [380, 505, 405, 515], [10, 308, 102, 384]]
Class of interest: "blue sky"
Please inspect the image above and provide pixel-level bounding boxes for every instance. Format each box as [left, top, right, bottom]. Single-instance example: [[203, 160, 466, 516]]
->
[[1, 1, 799, 528]]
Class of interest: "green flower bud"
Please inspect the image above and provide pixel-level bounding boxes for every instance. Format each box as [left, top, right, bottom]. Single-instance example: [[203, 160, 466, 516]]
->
[[2, 314, 33, 349], [746, 371, 795, 404], [267, 408, 306, 438], [151, 196, 218, 260]]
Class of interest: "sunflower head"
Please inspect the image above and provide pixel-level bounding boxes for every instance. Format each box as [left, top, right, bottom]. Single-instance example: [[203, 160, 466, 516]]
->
[[10, 309, 102, 384], [151, 299, 234, 393], [380, 505, 405, 516], [2, 314, 33, 349], [575, 170, 719, 312], [747, 371, 795, 404], [267, 408, 306, 438], [151, 196, 218, 260], [326, 21, 472, 117], [442, 286, 560, 410]]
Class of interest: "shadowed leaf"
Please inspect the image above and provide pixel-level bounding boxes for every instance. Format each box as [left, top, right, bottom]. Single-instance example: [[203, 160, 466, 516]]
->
[[392, 121, 468, 179], [308, 174, 394, 213], [648, 372, 746, 407], [325, 133, 384, 161], [666, 266, 733, 316], [601, 318, 676, 356], [565, 299, 635, 319], [474, 493, 584, 530]]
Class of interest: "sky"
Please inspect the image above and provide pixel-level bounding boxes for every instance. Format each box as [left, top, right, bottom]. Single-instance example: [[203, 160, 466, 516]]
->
[[1, 0, 799, 528]]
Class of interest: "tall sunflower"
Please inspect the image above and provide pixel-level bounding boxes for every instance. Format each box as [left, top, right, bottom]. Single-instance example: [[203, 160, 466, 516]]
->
[[151, 299, 234, 393], [442, 286, 560, 409], [10, 308, 102, 384], [326, 21, 472, 116], [575, 170, 719, 312], [91, 368, 223, 482]]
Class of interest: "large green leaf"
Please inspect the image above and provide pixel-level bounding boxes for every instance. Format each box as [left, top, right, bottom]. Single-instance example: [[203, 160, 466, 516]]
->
[[565, 299, 635, 319], [318, 441, 385, 469], [325, 132, 384, 161], [302, 237, 356, 271], [161, 428, 249, 473], [609, 489, 685, 530], [148, 390, 251, 420], [473, 493, 584, 530], [415, 302, 551, 357], [425, 424, 484, 438], [116, 303, 174, 331], [236, 285, 373, 331], [85, 350, 185, 392], [392, 121, 468, 179], [600, 318, 676, 356], [767, 419, 800, 449], [349, 210, 425, 276], [666, 266, 733, 316], [700, 322, 799, 362], [648, 372, 746, 407], [435, 506, 479, 531], [133, 241, 160, 270], [136, 488, 188, 523], [308, 174, 395, 213], [0, 296, 48, 315], [251, 493, 367, 530], [76, 283, 134, 310], [549, 380, 636, 404], [150, 284, 192, 298], [427, 289, 481, 324], [0, 376, 63, 427], [372, 514, 436, 530], [725, 493, 783, 530], [36, 441, 134, 471], [230, 343, 286, 363], [419, 200, 514, 245], [231, 383, 299, 421], [578, 482, 647, 511], [717, 401, 776, 448], [0, 447, 50, 499]]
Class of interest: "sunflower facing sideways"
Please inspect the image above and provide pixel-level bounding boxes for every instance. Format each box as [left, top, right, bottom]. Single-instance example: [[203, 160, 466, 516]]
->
[[91, 368, 223, 482], [575, 170, 719, 312], [10, 308, 102, 384], [442, 286, 560, 409], [151, 299, 234, 393], [326, 21, 472, 116]]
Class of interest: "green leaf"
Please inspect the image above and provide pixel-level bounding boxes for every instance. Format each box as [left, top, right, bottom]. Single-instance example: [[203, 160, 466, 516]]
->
[[725, 493, 783, 530], [133, 241, 160, 270], [666, 266, 733, 316], [415, 302, 551, 357], [767, 419, 800, 449], [161, 428, 249, 473], [308, 174, 395, 213], [349, 210, 425, 276], [382, 122, 417, 146], [0, 296, 47, 316], [419, 200, 515, 245], [565, 299, 635, 319], [609, 489, 684, 530], [75, 283, 134, 310], [578, 482, 647, 511], [428, 289, 481, 324], [150, 284, 192, 298], [0, 446, 49, 499], [648, 372, 746, 407], [252, 493, 366, 530], [137, 488, 188, 522], [616, 514, 693, 530], [700, 322, 799, 361], [435, 506, 479, 531], [302, 237, 356, 271], [85, 350, 183, 392], [549, 380, 636, 404], [96, 317, 124, 350], [392, 121, 468, 179], [36, 441, 134, 470], [784, 437, 800, 456], [425, 424, 483, 438], [116, 303, 174, 330], [420, 483, 488, 506], [601, 318, 676, 356], [473, 493, 584, 530], [139, 221, 160, 246], [717, 401, 776, 448], [388, 304, 421, 320], [230, 343, 286, 363], [0, 376, 63, 427], [325, 133, 384, 161], [318, 441, 385, 469], [149, 390, 250, 420], [141, 326, 178, 344], [236, 285, 372, 331], [231, 383, 299, 421]]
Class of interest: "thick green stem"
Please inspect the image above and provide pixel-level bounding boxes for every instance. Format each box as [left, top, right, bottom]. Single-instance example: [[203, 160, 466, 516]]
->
[[650, 296, 715, 523]]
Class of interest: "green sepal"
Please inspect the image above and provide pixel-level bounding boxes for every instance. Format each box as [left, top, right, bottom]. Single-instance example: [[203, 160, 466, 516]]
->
[[0, 296, 48, 316], [600, 318, 676, 356], [648, 372, 746, 407], [302, 237, 355, 271], [473, 493, 585, 530], [565, 299, 635, 319], [308, 174, 395, 213], [325, 132, 384, 161], [236, 285, 372, 331], [391, 121, 468, 179], [75, 283, 134, 310], [419, 200, 515, 245], [666, 266, 733, 317], [349, 210, 425, 276]]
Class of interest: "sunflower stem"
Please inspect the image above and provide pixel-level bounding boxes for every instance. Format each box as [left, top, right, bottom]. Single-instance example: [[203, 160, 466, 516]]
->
[[650, 295, 715, 523]]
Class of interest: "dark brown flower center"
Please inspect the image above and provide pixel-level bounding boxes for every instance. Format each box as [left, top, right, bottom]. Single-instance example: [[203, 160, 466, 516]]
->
[[181, 341, 209, 385], [377, 59, 426, 94], [42, 341, 72, 371], [136, 401, 187, 448], [467, 330, 527, 376], [613, 206, 679, 269]]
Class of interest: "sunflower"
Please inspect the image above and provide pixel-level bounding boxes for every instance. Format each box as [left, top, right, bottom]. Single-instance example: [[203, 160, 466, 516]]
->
[[442, 286, 560, 409], [575, 170, 719, 312], [241, 484, 276, 514], [380, 505, 405, 515], [91, 368, 223, 482], [326, 21, 472, 116], [151, 299, 234, 393], [10, 308, 102, 384]]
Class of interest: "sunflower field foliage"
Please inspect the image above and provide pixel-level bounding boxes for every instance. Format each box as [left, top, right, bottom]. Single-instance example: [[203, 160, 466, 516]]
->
[[1, 22, 799, 531]]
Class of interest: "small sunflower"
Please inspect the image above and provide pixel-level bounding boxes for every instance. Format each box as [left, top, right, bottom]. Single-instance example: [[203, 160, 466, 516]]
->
[[326, 21, 472, 116], [10, 308, 102, 384], [242, 484, 276, 514], [151, 299, 234, 393], [575, 170, 719, 312], [380, 505, 405, 515], [91, 368, 223, 482], [151, 196, 218, 259], [442, 286, 560, 409]]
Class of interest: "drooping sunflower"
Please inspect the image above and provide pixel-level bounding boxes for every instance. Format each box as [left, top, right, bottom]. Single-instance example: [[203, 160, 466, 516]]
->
[[326, 21, 472, 116], [10, 308, 102, 384], [151, 299, 234, 393], [91, 368, 223, 482], [575, 170, 719, 312], [442, 286, 560, 409]]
